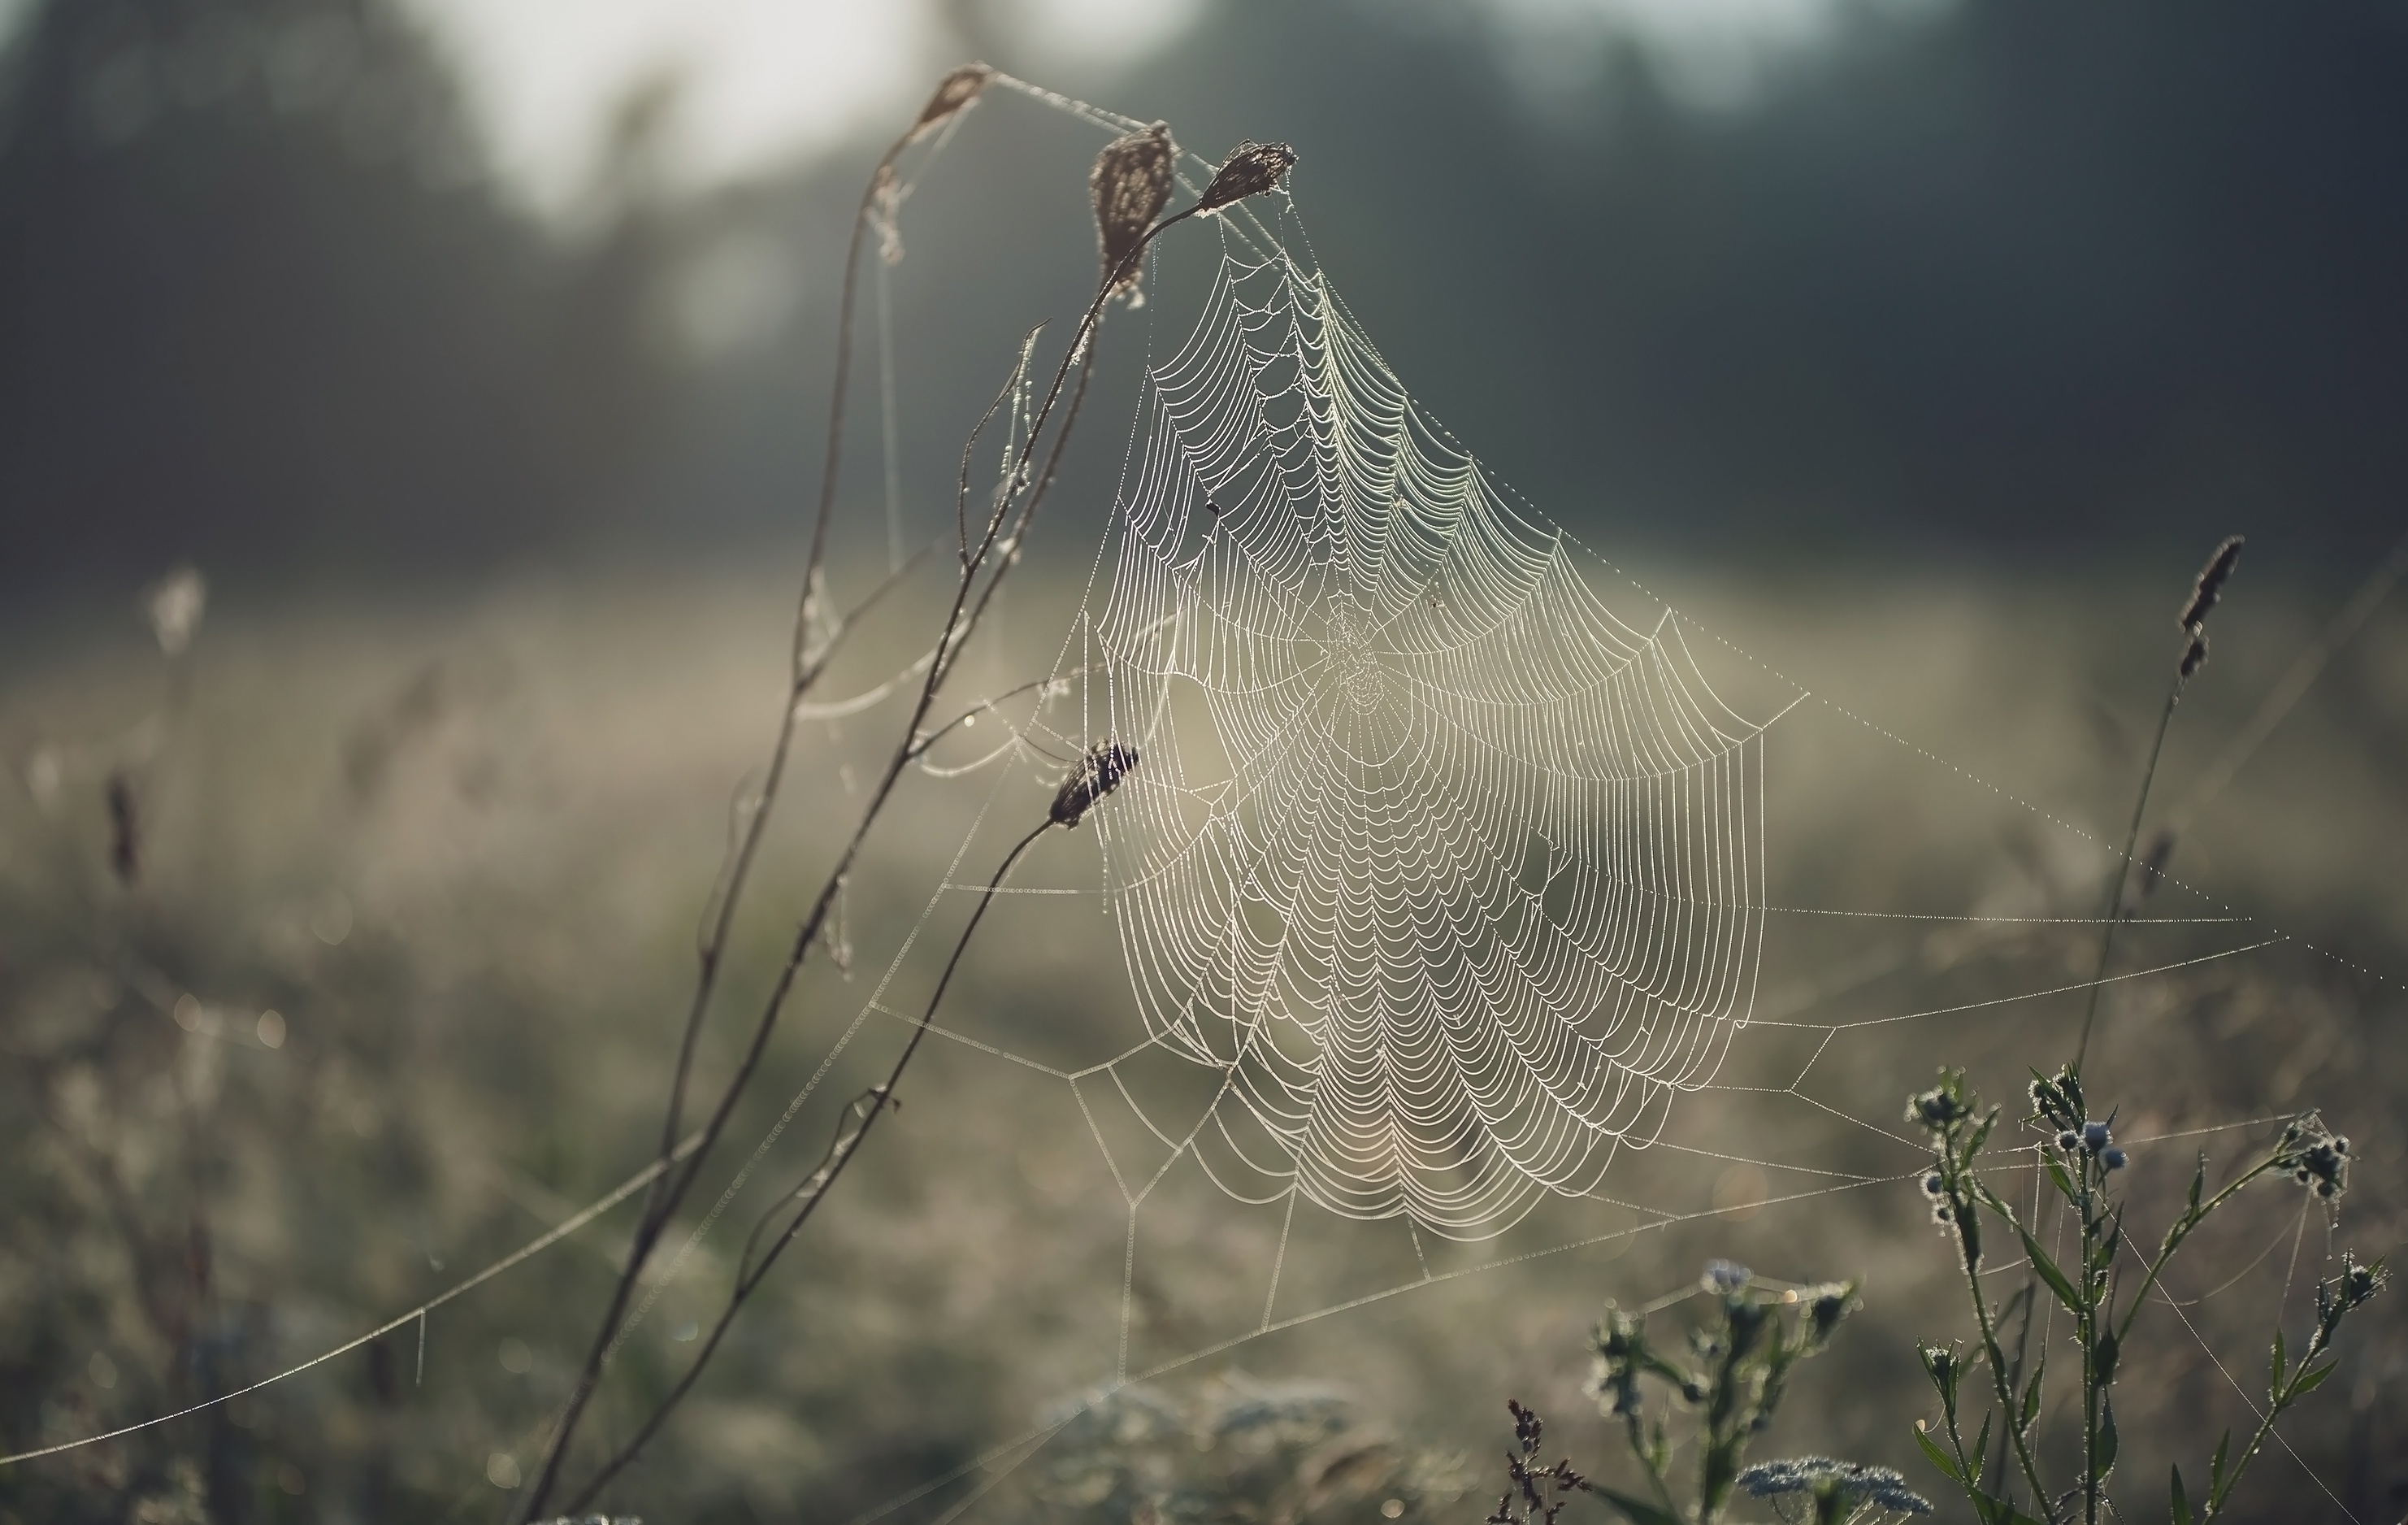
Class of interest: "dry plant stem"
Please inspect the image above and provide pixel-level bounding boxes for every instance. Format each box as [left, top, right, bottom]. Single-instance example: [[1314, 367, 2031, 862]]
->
[[1935, 1114, 2054, 1522], [558, 819, 1056, 1515], [521, 116, 948, 1519], [526, 182, 1196, 1521], [518, 540, 932, 1522], [2073, 680, 2181, 1073]]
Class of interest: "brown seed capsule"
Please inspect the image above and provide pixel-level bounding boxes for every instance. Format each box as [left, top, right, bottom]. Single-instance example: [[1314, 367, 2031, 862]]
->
[[1051, 742, 1140, 828], [1092, 122, 1176, 305], [906, 63, 993, 146], [2178, 534, 2243, 632], [1196, 141, 1298, 215]]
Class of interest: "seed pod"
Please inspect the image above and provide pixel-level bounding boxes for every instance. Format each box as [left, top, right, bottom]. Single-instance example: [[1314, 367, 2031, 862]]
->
[[106, 771, 140, 885], [1051, 742, 1140, 828], [1196, 140, 1298, 215], [906, 63, 993, 146], [1092, 123, 1176, 305], [2178, 534, 2243, 632]]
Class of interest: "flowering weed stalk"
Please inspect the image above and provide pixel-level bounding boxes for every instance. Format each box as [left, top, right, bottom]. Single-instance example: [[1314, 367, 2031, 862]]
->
[[1907, 1067, 2384, 1525], [1492, 1263, 1929, 1525]]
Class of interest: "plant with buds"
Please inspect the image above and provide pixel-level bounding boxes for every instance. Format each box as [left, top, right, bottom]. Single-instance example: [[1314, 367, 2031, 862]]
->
[[1490, 1262, 1907, 1525], [1907, 1066, 2381, 1525]]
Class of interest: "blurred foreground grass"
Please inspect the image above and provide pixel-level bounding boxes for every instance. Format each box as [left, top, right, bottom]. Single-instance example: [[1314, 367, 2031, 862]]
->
[[2, 554, 2401, 1523]]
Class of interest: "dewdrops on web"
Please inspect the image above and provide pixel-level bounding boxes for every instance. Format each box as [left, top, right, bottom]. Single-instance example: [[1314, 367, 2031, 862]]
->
[[1702, 1259, 1752, 1296]]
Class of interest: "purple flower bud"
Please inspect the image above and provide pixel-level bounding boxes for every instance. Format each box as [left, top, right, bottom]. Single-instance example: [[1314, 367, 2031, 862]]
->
[[2081, 1120, 2111, 1150], [2102, 1147, 2127, 1171]]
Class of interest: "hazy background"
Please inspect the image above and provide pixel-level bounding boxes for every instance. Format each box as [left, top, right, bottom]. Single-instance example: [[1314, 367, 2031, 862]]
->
[[2, 2, 2405, 1523], [7, 0, 2408, 597]]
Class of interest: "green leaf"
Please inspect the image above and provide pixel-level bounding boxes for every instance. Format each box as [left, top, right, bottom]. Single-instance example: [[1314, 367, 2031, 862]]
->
[[2188, 1156, 2206, 1214], [2015, 1220, 2084, 1316], [2093, 1328, 2119, 1387], [2209, 1430, 2231, 1498], [1972, 1411, 1994, 1487], [2171, 1463, 2193, 1525], [2045, 1158, 2077, 1203], [1913, 1419, 1963, 1484], [2096, 1391, 2119, 1482], [2293, 1360, 2340, 1398], [1591, 1484, 1681, 1525], [2269, 1331, 2286, 1396], [2020, 1355, 2046, 1434]]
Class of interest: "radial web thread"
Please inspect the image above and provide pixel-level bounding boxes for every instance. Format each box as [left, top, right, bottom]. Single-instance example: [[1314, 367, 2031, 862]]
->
[[1094, 251, 1768, 1238]]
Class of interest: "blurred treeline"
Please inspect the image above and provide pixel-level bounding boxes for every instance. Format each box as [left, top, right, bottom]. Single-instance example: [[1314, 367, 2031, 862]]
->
[[6, 0, 2408, 601]]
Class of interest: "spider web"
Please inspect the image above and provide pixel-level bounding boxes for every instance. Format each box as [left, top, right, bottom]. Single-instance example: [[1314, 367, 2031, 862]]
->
[[1092, 250, 1768, 1237], [6, 71, 2385, 1525]]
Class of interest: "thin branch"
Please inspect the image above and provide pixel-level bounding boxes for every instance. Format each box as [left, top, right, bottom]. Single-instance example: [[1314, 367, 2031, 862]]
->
[[557, 819, 1056, 1515]]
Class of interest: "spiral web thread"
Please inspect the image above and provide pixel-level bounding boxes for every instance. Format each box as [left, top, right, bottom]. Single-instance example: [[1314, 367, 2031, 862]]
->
[[1094, 251, 1768, 1237]]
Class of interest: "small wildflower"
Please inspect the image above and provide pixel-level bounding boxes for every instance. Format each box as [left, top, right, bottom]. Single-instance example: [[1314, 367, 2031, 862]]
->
[[1921, 1172, 1943, 1196], [1738, 1458, 1933, 1514], [2081, 1120, 2111, 1151], [2272, 1114, 2350, 1201], [2057, 1130, 2081, 1152], [2102, 1146, 2127, 1171], [1703, 1260, 1752, 1295], [2318, 1252, 2387, 1323]]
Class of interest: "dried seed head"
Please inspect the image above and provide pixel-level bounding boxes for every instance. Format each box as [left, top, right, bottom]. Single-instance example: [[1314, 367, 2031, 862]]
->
[[106, 771, 140, 886], [906, 63, 993, 146], [1051, 742, 1140, 828], [2179, 632, 2209, 680], [2178, 534, 2244, 632], [1091, 122, 1177, 306], [1196, 140, 1298, 215]]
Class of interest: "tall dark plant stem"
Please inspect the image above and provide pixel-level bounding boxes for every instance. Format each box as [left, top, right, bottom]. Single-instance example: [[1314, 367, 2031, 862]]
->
[[2073, 682, 2180, 1075], [520, 124, 1215, 1518], [556, 817, 1056, 1515]]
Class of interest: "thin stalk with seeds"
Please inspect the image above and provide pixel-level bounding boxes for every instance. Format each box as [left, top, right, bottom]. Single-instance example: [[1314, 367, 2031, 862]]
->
[[522, 131, 1290, 1518], [557, 812, 1065, 1516]]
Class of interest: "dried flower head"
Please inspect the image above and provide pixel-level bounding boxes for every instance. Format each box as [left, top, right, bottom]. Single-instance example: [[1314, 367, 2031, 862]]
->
[[2180, 632, 2210, 679], [905, 63, 993, 146], [1196, 140, 1299, 215], [1051, 742, 1140, 828], [1091, 122, 1177, 305], [2178, 534, 2244, 632]]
